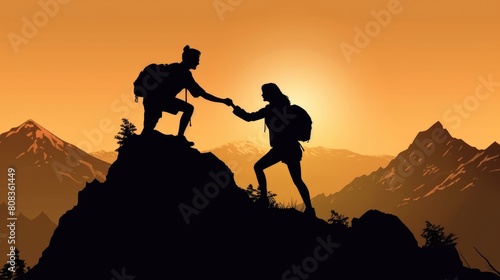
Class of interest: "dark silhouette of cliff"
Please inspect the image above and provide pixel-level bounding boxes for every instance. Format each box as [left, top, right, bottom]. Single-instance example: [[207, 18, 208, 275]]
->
[[25, 131, 500, 280]]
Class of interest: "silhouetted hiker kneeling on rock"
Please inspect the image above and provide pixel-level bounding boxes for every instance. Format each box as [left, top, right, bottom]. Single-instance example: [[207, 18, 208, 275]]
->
[[231, 83, 315, 217], [134, 45, 232, 146]]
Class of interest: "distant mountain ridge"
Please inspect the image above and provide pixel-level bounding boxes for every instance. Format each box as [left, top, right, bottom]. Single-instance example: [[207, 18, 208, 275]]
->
[[0, 120, 111, 267], [310, 121, 500, 272], [90, 150, 119, 164], [209, 140, 394, 204], [92, 140, 395, 205], [0, 203, 56, 271]]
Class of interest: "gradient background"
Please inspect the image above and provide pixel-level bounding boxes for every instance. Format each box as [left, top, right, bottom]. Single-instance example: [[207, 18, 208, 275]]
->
[[1, 0, 500, 156]]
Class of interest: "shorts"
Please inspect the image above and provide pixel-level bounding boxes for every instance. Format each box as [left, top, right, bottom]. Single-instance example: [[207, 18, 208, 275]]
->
[[144, 98, 186, 119], [270, 141, 303, 164]]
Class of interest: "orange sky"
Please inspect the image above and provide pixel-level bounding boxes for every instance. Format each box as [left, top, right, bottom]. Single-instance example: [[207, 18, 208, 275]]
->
[[2, 0, 500, 156]]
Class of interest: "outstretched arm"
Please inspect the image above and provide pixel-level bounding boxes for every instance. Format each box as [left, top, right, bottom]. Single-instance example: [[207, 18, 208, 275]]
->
[[186, 77, 232, 106], [200, 92, 233, 106], [232, 105, 267, 122]]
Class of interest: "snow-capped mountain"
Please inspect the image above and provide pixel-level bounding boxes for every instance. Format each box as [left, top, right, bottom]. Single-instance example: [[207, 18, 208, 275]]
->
[[0, 119, 111, 223], [90, 150, 119, 164], [323, 121, 500, 215], [311, 121, 500, 272], [209, 140, 394, 205]]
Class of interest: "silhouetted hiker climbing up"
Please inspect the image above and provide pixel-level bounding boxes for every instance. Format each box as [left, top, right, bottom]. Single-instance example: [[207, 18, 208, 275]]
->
[[134, 45, 233, 145], [231, 83, 315, 217]]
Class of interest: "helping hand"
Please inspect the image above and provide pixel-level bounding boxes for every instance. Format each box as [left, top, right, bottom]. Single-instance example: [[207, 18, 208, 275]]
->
[[223, 98, 234, 107]]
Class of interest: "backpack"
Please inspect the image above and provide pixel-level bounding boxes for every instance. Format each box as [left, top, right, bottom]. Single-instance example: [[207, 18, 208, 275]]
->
[[288, 104, 312, 142], [133, 63, 172, 102]]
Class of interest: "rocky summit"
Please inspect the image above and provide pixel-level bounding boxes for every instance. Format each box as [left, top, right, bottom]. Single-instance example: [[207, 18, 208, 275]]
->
[[24, 131, 500, 280]]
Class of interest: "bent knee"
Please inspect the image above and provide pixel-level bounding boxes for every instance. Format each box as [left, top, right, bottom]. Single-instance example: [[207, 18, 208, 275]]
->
[[292, 177, 305, 186], [254, 162, 263, 172], [184, 103, 194, 113]]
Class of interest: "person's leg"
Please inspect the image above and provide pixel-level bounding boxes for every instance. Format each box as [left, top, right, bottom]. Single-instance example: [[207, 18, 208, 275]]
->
[[177, 99, 194, 136], [178, 103, 194, 137], [165, 98, 194, 137], [142, 108, 160, 135], [254, 149, 281, 204], [286, 160, 313, 210]]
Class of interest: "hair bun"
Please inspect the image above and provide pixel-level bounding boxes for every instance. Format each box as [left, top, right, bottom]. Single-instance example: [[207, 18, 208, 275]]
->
[[183, 45, 190, 52]]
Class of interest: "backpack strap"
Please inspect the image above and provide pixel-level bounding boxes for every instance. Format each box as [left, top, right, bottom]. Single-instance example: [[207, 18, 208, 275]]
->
[[185, 88, 192, 127], [299, 143, 305, 151]]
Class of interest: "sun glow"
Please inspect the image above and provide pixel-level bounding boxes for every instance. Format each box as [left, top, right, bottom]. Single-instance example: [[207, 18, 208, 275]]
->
[[224, 48, 350, 148]]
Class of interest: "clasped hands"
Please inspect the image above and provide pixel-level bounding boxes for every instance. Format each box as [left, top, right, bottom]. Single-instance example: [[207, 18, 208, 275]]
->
[[222, 98, 240, 110]]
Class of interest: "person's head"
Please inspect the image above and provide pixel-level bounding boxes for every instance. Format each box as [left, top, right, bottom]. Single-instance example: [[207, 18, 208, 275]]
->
[[181, 45, 201, 70], [261, 83, 290, 106]]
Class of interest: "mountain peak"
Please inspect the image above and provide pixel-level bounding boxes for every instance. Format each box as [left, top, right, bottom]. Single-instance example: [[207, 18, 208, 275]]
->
[[421, 121, 446, 136], [411, 121, 453, 150], [430, 121, 443, 130], [32, 211, 57, 226], [34, 211, 53, 221], [23, 119, 39, 126], [486, 141, 500, 153], [0, 120, 111, 223], [1, 119, 69, 155], [17, 212, 30, 221], [16, 119, 47, 134]]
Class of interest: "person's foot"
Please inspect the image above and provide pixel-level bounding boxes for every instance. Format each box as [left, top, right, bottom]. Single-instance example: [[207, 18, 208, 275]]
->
[[304, 207, 316, 218], [255, 196, 270, 209], [176, 135, 195, 146]]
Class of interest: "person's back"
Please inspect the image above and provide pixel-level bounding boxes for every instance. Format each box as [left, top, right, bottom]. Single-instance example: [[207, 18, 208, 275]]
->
[[156, 63, 189, 99], [248, 104, 295, 149], [142, 63, 192, 106]]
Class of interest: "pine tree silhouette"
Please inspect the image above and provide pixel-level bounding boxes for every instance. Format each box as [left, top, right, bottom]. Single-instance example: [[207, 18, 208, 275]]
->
[[0, 264, 13, 280], [245, 184, 279, 208], [421, 220, 458, 248], [328, 209, 350, 227], [115, 118, 137, 151], [0, 249, 30, 280]]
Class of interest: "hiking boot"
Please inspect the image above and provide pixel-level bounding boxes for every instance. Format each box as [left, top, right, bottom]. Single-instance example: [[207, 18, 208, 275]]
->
[[255, 197, 270, 209], [176, 135, 195, 146], [304, 207, 316, 218]]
